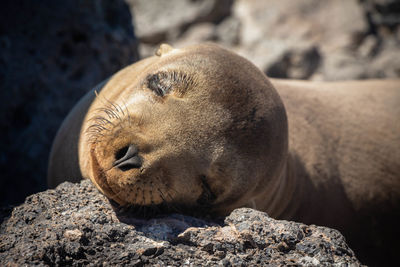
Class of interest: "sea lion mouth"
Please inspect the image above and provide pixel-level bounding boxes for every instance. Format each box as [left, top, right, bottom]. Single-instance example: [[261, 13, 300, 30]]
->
[[196, 175, 217, 207], [107, 175, 218, 219]]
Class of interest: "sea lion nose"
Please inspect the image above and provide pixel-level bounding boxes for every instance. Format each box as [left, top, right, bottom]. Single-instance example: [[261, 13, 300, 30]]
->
[[113, 144, 142, 171]]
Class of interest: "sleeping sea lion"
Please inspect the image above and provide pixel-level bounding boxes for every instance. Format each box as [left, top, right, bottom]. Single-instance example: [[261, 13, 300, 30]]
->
[[48, 43, 400, 265]]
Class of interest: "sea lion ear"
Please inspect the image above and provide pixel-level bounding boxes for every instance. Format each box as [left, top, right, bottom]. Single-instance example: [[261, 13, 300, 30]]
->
[[155, 43, 176, 57]]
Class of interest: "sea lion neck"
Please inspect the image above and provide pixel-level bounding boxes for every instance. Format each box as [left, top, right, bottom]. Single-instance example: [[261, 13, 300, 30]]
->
[[269, 152, 303, 220], [248, 151, 298, 219]]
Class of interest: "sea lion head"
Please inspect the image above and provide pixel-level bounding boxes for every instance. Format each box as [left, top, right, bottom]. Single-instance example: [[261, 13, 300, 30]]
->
[[84, 43, 288, 215]]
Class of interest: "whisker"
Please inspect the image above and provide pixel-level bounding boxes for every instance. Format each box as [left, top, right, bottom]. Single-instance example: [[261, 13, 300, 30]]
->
[[153, 176, 183, 213], [94, 91, 123, 121], [121, 99, 132, 127], [115, 102, 125, 117], [102, 96, 122, 121], [96, 117, 115, 126], [157, 188, 167, 202]]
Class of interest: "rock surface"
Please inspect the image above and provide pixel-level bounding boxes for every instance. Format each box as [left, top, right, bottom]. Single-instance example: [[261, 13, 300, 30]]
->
[[0, 0, 139, 206], [0, 180, 362, 266]]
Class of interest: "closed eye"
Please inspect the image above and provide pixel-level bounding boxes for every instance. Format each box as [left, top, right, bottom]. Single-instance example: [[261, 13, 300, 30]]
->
[[146, 71, 195, 97], [147, 73, 171, 97]]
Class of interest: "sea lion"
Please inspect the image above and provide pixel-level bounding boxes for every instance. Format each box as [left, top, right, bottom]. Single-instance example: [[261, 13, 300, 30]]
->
[[48, 43, 289, 216], [48, 43, 400, 264]]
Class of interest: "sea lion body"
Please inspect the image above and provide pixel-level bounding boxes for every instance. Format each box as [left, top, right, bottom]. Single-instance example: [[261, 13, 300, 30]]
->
[[272, 80, 400, 264], [275, 79, 400, 225], [48, 44, 400, 264]]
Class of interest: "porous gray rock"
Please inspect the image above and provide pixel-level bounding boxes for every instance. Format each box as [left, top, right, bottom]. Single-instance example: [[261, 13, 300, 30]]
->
[[0, 180, 362, 266], [0, 0, 139, 206]]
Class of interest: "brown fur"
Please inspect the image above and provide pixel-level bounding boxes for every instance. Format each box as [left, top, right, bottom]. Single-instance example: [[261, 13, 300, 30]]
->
[[48, 44, 400, 264], [271, 79, 400, 264]]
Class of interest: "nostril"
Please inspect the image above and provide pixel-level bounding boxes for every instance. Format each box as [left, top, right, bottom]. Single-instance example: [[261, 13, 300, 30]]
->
[[113, 144, 142, 171], [115, 146, 130, 161]]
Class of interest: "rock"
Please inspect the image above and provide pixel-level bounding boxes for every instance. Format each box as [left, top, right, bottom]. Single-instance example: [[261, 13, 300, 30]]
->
[[233, 0, 367, 48], [0, 180, 362, 266], [363, 0, 400, 32], [365, 40, 400, 78], [265, 44, 321, 79], [322, 39, 400, 80], [129, 0, 400, 80], [129, 0, 234, 59], [155, 17, 241, 55], [0, 0, 139, 206], [357, 35, 379, 58], [128, 0, 233, 45], [232, 0, 400, 80], [174, 23, 217, 48], [321, 51, 367, 81], [232, 0, 368, 80], [215, 16, 241, 46]]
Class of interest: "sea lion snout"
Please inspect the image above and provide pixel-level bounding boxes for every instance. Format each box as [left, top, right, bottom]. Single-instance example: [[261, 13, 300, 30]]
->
[[113, 144, 142, 171]]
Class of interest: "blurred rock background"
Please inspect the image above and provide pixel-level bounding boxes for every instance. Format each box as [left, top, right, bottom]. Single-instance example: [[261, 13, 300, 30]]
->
[[1, 0, 399, 206], [130, 0, 400, 80]]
